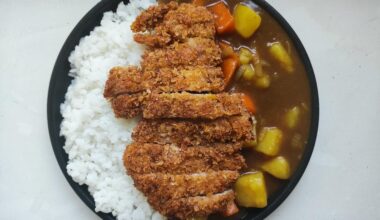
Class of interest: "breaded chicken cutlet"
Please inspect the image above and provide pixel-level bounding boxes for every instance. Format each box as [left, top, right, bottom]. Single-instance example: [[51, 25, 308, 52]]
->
[[141, 38, 222, 70], [132, 2, 215, 47], [103, 1, 258, 219], [104, 65, 225, 97], [132, 115, 256, 146], [111, 92, 247, 119]]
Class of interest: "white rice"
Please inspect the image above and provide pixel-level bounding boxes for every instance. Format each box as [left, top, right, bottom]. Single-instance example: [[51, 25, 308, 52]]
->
[[60, 1, 165, 219]]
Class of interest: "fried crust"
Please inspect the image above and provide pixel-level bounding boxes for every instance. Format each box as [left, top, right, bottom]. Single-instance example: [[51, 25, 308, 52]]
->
[[111, 92, 246, 119], [132, 115, 254, 146], [131, 1, 179, 32], [141, 38, 222, 69], [110, 93, 145, 118], [123, 143, 246, 175], [156, 190, 235, 219], [143, 92, 246, 119], [132, 171, 239, 202], [103, 65, 225, 97], [133, 3, 215, 47]]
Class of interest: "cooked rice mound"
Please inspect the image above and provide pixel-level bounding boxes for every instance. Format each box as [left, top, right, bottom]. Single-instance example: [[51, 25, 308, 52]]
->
[[60, 1, 165, 219]]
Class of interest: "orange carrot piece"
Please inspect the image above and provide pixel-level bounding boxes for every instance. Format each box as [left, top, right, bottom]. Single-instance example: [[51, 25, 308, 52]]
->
[[209, 1, 235, 34], [222, 56, 239, 85], [222, 201, 239, 216], [242, 94, 257, 114], [192, 0, 206, 6]]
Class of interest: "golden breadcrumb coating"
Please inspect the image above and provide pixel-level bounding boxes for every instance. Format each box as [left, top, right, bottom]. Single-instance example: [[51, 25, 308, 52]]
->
[[143, 92, 246, 119], [157, 190, 235, 219], [141, 38, 222, 70], [103, 65, 225, 97], [110, 93, 145, 118], [133, 3, 215, 47], [131, 1, 179, 32], [110, 92, 247, 119], [132, 171, 239, 202], [132, 115, 255, 146], [123, 143, 246, 175]]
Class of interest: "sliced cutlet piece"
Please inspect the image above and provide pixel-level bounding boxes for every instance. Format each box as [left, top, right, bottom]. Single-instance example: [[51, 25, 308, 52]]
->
[[143, 92, 246, 119], [141, 38, 222, 70], [111, 92, 246, 119], [134, 3, 215, 47], [132, 115, 255, 146], [123, 143, 246, 175], [104, 65, 225, 98], [132, 171, 239, 202], [155, 190, 235, 220], [131, 1, 178, 32]]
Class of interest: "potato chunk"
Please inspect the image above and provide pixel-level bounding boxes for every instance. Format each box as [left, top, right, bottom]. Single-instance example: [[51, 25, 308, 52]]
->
[[253, 74, 271, 89], [234, 4, 261, 38], [268, 42, 294, 73], [239, 48, 253, 65], [255, 127, 283, 156], [235, 172, 267, 208], [284, 106, 300, 129], [261, 156, 291, 179]]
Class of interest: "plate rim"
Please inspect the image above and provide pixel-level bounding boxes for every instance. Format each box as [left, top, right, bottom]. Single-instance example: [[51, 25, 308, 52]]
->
[[47, 0, 319, 220]]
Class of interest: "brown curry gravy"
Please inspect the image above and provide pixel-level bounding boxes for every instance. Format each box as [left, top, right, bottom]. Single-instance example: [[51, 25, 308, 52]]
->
[[159, 0, 311, 216]]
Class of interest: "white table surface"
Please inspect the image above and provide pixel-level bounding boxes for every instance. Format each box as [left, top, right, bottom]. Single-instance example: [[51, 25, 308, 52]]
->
[[1, 0, 379, 219]]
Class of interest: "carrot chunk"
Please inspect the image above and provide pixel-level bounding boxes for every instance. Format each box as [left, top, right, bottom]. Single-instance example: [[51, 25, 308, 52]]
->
[[222, 56, 239, 85], [242, 94, 256, 114], [209, 1, 235, 34]]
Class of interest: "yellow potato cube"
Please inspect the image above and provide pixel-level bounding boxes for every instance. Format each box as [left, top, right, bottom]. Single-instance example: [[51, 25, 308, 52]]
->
[[234, 4, 261, 38], [261, 156, 291, 179], [242, 64, 255, 81], [284, 106, 301, 129], [255, 127, 283, 156], [268, 42, 294, 73], [239, 48, 253, 64], [254, 74, 271, 89], [235, 172, 267, 208]]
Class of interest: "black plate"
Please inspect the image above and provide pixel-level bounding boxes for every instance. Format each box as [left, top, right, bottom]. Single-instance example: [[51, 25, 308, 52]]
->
[[47, 0, 319, 219]]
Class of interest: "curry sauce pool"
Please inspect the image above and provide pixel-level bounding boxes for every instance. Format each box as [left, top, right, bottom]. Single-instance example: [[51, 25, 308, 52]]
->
[[160, 0, 311, 218]]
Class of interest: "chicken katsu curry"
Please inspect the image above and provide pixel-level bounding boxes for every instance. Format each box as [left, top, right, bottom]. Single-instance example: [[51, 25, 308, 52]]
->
[[103, 0, 311, 219]]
